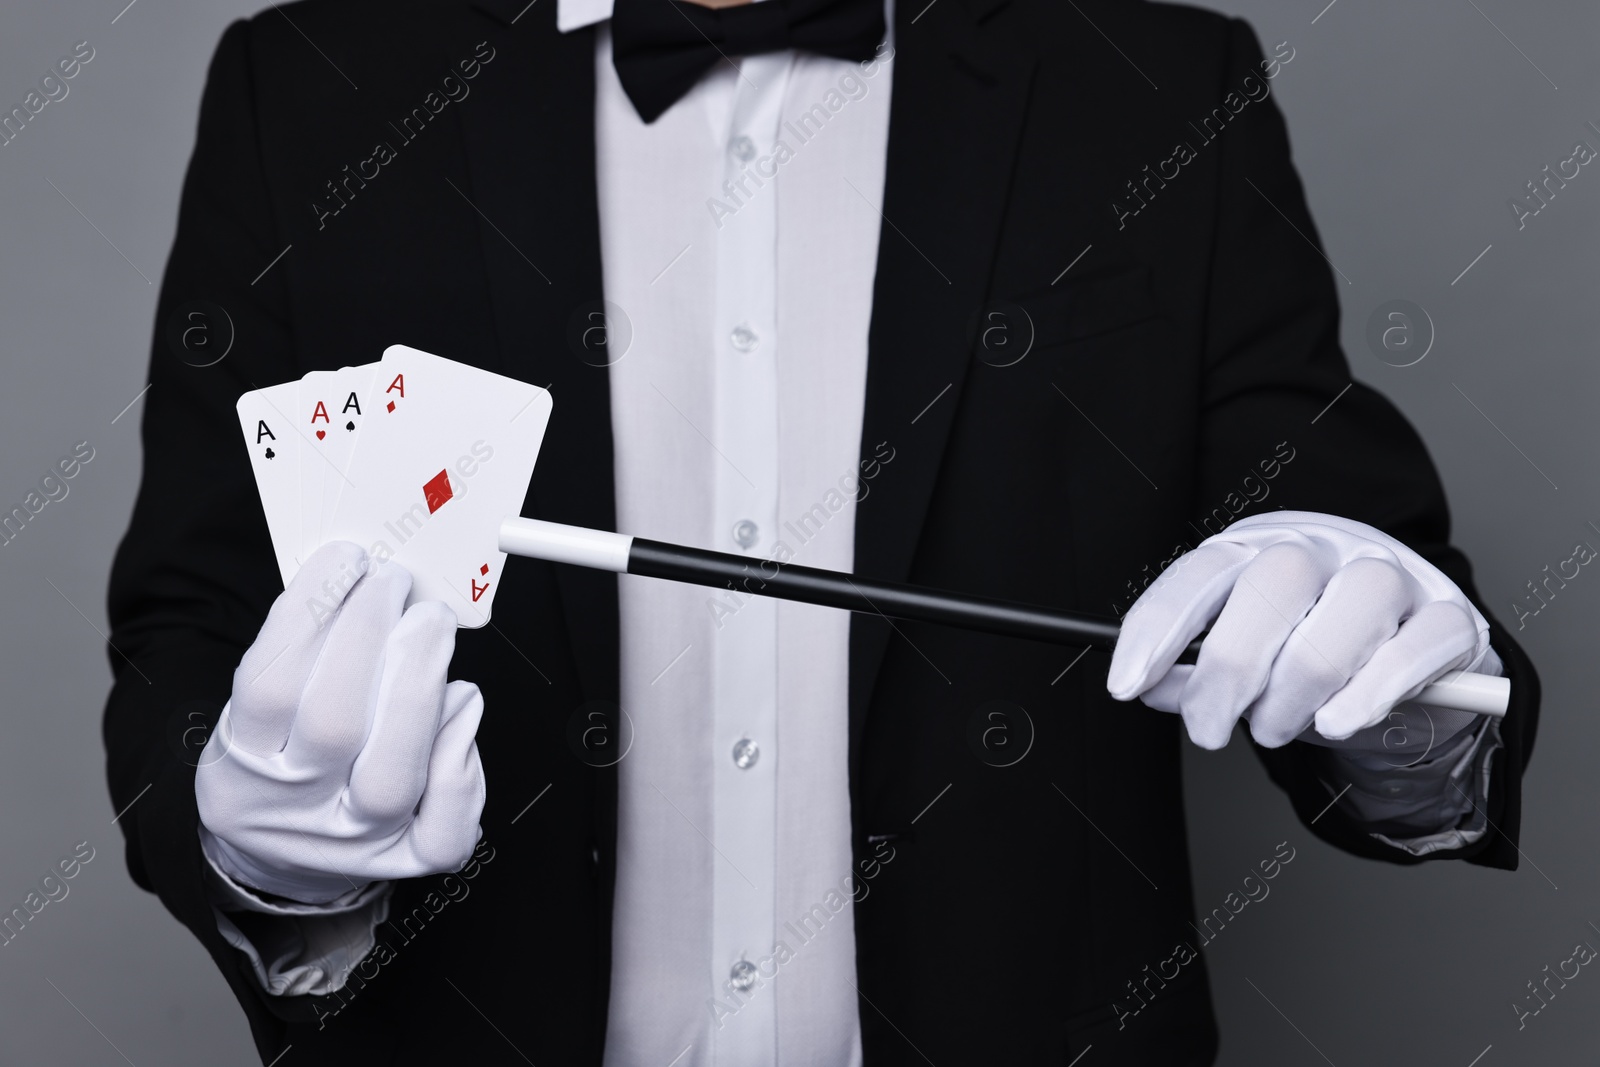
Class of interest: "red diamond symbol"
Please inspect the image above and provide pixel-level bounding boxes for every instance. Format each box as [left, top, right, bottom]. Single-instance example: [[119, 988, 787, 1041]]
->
[[386, 400, 396, 413], [422, 469, 453, 514], [480, 563, 490, 575]]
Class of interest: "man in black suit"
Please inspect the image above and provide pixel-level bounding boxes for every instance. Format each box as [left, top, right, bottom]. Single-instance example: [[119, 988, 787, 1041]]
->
[[105, 0, 1537, 1063]]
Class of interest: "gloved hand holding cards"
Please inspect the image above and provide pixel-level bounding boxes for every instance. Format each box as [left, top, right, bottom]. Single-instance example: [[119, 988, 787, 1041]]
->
[[235, 345, 552, 626]]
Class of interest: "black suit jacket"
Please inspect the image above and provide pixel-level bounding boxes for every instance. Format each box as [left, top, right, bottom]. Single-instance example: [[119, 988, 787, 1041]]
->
[[104, 0, 1538, 1063]]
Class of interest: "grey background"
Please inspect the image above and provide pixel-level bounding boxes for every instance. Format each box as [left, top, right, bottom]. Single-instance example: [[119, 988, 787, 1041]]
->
[[0, 0, 1592, 1063]]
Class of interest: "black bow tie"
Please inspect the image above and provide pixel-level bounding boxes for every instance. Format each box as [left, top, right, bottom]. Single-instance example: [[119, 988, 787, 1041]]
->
[[611, 0, 887, 123]]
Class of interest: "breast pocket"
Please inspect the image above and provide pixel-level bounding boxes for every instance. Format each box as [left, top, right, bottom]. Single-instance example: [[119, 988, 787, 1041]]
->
[[1003, 264, 1159, 353]]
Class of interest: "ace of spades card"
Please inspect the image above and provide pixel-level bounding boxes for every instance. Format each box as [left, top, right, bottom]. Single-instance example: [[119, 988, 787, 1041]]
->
[[235, 380, 302, 588]]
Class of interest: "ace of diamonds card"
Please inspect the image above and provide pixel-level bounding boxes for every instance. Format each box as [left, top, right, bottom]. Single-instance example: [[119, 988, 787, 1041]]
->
[[325, 345, 552, 626]]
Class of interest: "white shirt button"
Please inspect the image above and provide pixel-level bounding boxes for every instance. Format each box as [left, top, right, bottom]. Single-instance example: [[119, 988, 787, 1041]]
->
[[730, 323, 760, 352], [732, 519, 759, 548], [730, 959, 759, 992], [731, 134, 757, 162], [732, 738, 760, 769]]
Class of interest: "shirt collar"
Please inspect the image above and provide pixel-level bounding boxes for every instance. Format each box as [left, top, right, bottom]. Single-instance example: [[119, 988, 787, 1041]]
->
[[556, 0, 781, 33], [557, 0, 614, 32]]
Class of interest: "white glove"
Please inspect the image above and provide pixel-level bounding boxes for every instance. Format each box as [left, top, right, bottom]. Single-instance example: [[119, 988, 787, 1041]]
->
[[1107, 511, 1502, 752], [196, 541, 486, 904]]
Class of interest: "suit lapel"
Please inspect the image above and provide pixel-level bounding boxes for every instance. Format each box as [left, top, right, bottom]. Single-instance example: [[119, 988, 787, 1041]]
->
[[462, 6, 620, 1043], [849, 0, 1036, 776], [463, 0, 620, 710]]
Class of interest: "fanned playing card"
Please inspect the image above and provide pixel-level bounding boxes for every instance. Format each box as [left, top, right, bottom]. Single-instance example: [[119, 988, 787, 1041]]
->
[[325, 345, 551, 627], [235, 380, 302, 587], [296, 364, 378, 561], [296, 369, 336, 563], [320, 363, 378, 544]]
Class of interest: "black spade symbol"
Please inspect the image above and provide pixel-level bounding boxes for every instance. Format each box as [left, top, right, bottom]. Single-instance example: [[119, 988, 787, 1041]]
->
[[264, 447, 276, 459], [346, 420, 355, 431]]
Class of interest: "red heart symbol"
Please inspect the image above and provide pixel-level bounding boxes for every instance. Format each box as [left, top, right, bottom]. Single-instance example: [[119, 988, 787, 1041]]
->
[[316, 430, 326, 440]]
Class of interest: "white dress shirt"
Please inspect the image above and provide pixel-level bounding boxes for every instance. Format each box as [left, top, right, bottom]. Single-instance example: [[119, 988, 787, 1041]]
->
[[584, 2, 894, 1063]]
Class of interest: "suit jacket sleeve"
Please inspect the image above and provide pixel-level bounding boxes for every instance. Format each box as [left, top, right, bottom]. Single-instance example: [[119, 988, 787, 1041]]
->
[[1187, 19, 1539, 870], [102, 17, 321, 1057]]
